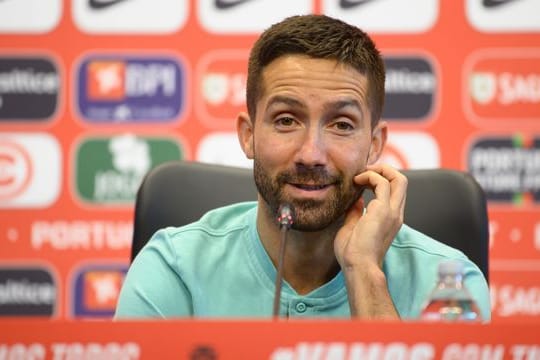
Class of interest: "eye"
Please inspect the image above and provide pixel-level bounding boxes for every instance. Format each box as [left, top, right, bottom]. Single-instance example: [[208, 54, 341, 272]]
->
[[275, 116, 296, 127], [332, 120, 354, 132]]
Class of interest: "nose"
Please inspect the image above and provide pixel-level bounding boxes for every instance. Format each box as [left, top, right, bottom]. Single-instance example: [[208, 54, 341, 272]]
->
[[294, 127, 327, 168]]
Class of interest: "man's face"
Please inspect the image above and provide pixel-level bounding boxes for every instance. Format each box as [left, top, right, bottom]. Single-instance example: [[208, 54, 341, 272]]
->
[[240, 55, 385, 231]]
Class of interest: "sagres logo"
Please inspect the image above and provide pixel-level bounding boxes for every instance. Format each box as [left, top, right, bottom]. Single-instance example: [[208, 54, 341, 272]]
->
[[197, 51, 248, 129], [0, 56, 60, 121], [76, 55, 185, 123], [0, 266, 57, 316], [466, 0, 540, 32], [323, 0, 438, 33], [74, 134, 183, 205], [71, 263, 127, 317], [198, 0, 311, 33], [0, 133, 61, 208], [383, 56, 437, 121], [378, 132, 440, 169], [466, 50, 540, 125], [72, 0, 187, 34], [468, 134, 540, 205], [0, 0, 61, 33]]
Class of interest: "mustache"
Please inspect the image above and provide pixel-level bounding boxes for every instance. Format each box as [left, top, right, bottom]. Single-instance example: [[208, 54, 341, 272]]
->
[[276, 166, 341, 185]]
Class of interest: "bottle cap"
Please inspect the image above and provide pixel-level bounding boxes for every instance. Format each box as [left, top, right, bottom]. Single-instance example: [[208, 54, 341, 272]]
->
[[437, 259, 465, 276]]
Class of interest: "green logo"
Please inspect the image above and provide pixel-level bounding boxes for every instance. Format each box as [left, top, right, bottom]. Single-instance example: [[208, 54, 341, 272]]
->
[[75, 134, 183, 205]]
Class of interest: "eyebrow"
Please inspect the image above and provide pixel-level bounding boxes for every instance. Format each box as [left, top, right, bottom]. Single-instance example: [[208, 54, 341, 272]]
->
[[322, 99, 363, 115], [266, 95, 306, 111]]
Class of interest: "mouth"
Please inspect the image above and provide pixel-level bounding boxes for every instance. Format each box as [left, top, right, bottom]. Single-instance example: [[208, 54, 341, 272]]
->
[[291, 183, 331, 191]]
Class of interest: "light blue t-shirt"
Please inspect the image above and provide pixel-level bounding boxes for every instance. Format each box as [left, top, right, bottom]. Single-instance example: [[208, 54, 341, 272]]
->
[[115, 202, 491, 320]]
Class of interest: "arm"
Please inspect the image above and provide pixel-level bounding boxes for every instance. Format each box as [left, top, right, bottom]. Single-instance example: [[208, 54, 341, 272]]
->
[[334, 164, 407, 319]]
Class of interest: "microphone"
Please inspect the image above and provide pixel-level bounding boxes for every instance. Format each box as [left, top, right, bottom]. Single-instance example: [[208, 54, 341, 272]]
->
[[273, 204, 294, 318]]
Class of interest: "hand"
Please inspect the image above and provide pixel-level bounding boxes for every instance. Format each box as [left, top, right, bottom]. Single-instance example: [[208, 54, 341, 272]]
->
[[334, 163, 408, 270]]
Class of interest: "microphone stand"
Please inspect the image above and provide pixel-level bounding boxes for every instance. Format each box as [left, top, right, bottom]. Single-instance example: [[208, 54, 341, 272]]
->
[[273, 204, 293, 318]]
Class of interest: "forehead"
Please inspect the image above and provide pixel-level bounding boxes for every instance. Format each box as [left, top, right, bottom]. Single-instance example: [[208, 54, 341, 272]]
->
[[259, 55, 369, 104]]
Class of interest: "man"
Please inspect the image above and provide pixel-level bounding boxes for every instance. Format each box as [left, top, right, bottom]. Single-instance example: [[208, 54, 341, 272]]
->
[[115, 15, 490, 320]]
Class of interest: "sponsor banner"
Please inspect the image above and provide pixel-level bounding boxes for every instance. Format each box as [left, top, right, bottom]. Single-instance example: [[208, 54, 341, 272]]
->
[[467, 134, 540, 205], [0, 266, 57, 316], [196, 50, 248, 129], [75, 54, 186, 124], [197, 0, 312, 34], [73, 133, 183, 206], [31, 220, 133, 251], [322, 0, 438, 33], [196, 132, 253, 168], [488, 213, 539, 259], [465, 49, 540, 126], [382, 55, 438, 121], [0, 0, 62, 34], [72, 0, 188, 34], [0, 56, 61, 121], [490, 268, 540, 320], [69, 262, 128, 318], [0, 133, 61, 208], [466, 0, 540, 33], [378, 131, 440, 169]]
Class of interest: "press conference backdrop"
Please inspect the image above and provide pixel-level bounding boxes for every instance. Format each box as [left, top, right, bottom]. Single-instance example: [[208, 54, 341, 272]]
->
[[0, 0, 539, 321]]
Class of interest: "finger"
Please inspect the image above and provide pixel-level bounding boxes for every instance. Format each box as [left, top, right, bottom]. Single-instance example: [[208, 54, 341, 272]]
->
[[353, 170, 390, 204], [340, 197, 364, 234], [366, 164, 407, 214]]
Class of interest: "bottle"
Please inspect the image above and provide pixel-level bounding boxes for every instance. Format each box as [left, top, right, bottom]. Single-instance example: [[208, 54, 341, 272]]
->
[[420, 259, 482, 322]]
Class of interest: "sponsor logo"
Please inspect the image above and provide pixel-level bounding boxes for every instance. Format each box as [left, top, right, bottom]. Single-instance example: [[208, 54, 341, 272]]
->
[[73, 134, 183, 205], [339, 0, 376, 9], [196, 132, 253, 168], [482, 0, 521, 8], [378, 132, 440, 169], [0, 56, 60, 121], [73, 0, 187, 34], [466, 0, 540, 32], [382, 55, 437, 121], [71, 264, 127, 317], [490, 269, 540, 319], [196, 50, 248, 129], [467, 134, 540, 205], [214, 0, 253, 10], [0, 133, 61, 208], [322, 0, 438, 33], [198, 0, 312, 33], [0, 267, 56, 316], [0, 0, 61, 33], [76, 55, 185, 124], [465, 50, 540, 125], [88, 0, 129, 10]]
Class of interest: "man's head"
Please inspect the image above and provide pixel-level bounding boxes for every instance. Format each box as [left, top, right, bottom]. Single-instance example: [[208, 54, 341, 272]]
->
[[246, 14, 385, 128], [238, 15, 387, 231]]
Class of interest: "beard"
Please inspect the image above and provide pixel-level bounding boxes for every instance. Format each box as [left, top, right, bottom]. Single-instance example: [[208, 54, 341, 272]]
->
[[253, 158, 363, 232]]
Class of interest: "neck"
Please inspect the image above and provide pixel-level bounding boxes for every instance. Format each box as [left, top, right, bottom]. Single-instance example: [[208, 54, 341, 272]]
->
[[256, 198, 342, 295]]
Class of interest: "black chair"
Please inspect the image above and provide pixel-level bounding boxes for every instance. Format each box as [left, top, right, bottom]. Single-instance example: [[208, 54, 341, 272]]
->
[[131, 161, 489, 282]]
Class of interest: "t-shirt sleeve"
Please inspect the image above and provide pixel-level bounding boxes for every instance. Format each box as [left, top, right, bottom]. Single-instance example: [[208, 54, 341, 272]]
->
[[114, 229, 193, 318]]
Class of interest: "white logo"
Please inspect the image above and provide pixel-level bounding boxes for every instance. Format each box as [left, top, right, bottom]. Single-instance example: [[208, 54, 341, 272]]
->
[[466, 0, 540, 32], [0, 0, 62, 33], [322, 0, 439, 33], [0, 133, 61, 208], [196, 133, 253, 168], [109, 134, 150, 176], [378, 132, 440, 169], [72, 0, 188, 34], [470, 72, 497, 104], [198, 0, 312, 34]]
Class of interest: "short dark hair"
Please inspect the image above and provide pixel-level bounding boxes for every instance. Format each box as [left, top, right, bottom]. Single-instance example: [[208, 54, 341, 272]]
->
[[246, 14, 385, 128]]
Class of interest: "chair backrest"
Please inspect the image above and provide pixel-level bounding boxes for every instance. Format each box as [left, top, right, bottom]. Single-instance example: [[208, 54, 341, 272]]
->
[[132, 161, 489, 282]]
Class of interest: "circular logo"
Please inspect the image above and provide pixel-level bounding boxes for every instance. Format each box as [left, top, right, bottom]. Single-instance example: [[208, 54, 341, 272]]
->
[[0, 140, 32, 200]]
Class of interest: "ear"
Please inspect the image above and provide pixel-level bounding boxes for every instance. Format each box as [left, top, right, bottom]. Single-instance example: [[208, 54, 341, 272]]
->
[[237, 111, 255, 159], [367, 121, 387, 165]]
